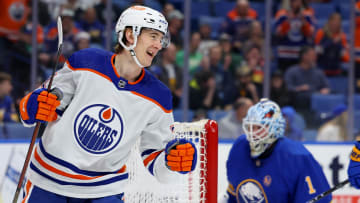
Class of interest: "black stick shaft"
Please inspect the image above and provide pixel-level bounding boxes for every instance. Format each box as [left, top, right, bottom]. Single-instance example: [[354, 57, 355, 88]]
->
[[307, 179, 349, 203], [12, 37, 63, 203]]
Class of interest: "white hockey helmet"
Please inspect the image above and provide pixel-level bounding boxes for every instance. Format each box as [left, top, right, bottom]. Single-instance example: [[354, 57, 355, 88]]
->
[[242, 98, 286, 158], [115, 6, 170, 67]]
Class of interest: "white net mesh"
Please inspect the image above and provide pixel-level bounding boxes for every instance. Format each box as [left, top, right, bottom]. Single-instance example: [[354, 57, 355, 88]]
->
[[123, 119, 212, 203]]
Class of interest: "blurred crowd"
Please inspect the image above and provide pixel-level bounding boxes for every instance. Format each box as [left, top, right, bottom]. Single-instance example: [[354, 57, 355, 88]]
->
[[0, 0, 358, 141]]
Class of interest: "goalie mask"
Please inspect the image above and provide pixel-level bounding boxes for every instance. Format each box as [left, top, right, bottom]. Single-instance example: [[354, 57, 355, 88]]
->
[[115, 5, 170, 67], [243, 98, 285, 158]]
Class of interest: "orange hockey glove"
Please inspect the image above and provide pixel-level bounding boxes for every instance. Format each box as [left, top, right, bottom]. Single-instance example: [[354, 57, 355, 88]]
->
[[20, 88, 61, 125], [165, 139, 197, 174]]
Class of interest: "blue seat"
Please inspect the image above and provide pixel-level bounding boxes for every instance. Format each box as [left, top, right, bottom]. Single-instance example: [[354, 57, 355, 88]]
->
[[327, 77, 348, 95], [214, 2, 235, 17], [303, 129, 318, 141], [198, 16, 226, 38], [339, 4, 350, 20], [251, 2, 265, 21], [208, 110, 228, 121], [294, 113, 306, 131], [144, 0, 162, 12], [112, 0, 131, 9], [310, 3, 336, 21], [191, 2, 210, 18], [354, 94, 360, 110], [3, 123, 34, 139], [316, 18, 327, 29], [173, 109, 194, 122], [311, 94, 345, 114], [341, 20, 350, 36], [354, 111, 360, 132]]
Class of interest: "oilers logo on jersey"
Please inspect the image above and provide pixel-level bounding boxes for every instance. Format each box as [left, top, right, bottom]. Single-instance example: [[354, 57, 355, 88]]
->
[[73, 104, 124, 154], [237, 179, 268, 203], [288, 19, 303, 42], [9, 2, 25, 21]]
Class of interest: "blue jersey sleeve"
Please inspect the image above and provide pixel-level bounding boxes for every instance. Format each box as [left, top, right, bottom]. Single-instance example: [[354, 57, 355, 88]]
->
[[291, 153, 332, 203]]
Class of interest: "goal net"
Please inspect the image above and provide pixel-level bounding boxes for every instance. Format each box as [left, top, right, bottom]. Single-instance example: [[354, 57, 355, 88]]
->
[[123, 119, 218, 203]]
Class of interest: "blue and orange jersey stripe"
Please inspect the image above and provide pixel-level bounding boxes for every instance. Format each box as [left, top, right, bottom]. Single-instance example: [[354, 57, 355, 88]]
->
[[65, 58, 172, 113]]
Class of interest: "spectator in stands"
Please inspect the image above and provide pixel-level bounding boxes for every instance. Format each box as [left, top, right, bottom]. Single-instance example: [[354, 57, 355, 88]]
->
[[189, 70, 222, 110], [5, 2, 45, 100], [176, 32, 203, 77], [241, 43, 264, 87], [284, 46, 330, 118], [77, 7, 105, 47], [0, 0, 29, 71], [54, 0, 84, 22], [274, 0, 315, 72], [315, 13, 349, 77], [162, 3, 174, 18], [223, 65, 260, 106], [207, 45, 232, 95], [74, 31, 91, 51], [219, 33, 243, 76], [150, 43, 183, 108], [224, 0, 258, 52], [0, 72, 18, 123], [39, 9, 80, 68], [218, 97, 253, 140], [317, 104, 348, 141], [244, 20, 264, 52], [167, 9, 184, 48], [354, 1, 360, 92], [198, 19, 218, 56], [282, 106, 303, 141], [270, 70, 290, 107]]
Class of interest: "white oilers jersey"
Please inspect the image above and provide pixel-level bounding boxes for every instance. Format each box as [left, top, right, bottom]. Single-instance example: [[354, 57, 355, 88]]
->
[[27, 48, 176, 198]]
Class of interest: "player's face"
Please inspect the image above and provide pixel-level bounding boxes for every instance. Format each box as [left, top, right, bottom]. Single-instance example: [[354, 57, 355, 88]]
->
[[135, 29, 164, 67], [245, 124, 269, 141]]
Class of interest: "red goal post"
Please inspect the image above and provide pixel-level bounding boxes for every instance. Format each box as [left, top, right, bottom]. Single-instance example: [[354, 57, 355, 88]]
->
[[124, 119, 218, 203]]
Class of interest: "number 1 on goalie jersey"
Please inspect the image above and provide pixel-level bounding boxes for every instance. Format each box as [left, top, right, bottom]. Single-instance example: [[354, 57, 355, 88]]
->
[[305, 176, 316, 194]]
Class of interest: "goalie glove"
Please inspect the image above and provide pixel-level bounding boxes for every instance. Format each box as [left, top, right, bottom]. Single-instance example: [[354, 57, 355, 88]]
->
[[20, 88, 61, 125], [165, 139, 197, 174], [348, 141, 360, 189]]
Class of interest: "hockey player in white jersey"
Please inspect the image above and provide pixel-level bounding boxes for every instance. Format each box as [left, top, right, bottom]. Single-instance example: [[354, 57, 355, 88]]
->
[[18, 5, 196, 202]]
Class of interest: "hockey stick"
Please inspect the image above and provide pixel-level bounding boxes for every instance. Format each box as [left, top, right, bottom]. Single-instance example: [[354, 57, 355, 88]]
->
[[306, 179, 350, 203], [12, 16, 63, 203]]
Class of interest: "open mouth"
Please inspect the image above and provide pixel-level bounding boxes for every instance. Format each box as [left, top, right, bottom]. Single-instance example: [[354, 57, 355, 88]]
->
[[146, 51, 154, 57]]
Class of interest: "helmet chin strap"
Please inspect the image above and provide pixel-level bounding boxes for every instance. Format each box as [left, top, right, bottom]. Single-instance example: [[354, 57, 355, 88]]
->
[[129, 49, 145, 68], [118, 30, 146, 68]]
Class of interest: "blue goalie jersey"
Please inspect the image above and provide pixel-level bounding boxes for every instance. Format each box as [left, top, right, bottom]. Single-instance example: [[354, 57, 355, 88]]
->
[[226, 135, 332, 203]]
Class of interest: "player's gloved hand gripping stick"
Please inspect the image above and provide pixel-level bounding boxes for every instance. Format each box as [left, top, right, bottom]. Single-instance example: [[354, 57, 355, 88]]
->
[[307, 140, 360, 203], [20, 88, 61, 124], [348, 141, 360, 189], [12, 16, 63, 203], [165, 139, 197, 173]]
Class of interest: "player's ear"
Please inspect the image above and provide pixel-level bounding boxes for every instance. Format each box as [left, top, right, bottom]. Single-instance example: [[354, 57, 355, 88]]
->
[[124, 28, 135, 46]]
